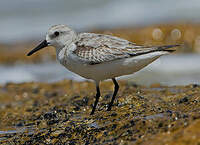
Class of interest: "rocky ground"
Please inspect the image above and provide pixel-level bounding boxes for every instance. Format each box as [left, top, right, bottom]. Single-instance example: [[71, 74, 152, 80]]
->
[[0, 80, 199, 145]]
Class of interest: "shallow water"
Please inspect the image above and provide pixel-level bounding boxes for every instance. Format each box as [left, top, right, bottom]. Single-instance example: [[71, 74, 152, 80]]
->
[[0, 126, 35, 141], [0, 128, 31, 135], [0, 54, 200, 86]]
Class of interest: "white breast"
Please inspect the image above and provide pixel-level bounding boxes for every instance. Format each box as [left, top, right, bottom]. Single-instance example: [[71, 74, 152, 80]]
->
[[58, 47, 169, 82]]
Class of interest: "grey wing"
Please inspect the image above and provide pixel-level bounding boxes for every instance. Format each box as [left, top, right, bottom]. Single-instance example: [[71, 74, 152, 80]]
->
[[73, 33, 175, 65]]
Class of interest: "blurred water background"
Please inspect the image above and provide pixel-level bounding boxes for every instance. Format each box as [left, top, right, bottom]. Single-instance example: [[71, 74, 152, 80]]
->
[[1, 0, 200, 42], [1, 0, 200, 85], [1, 54, 200, 86]]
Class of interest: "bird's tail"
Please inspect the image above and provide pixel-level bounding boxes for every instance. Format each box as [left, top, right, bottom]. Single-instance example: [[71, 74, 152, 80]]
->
[[157, 44, 181, 53], [128, 44, 181, 57]]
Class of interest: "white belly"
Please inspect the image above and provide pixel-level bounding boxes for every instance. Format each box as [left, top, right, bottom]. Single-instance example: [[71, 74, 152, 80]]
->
[[60, 51, 169, 82]]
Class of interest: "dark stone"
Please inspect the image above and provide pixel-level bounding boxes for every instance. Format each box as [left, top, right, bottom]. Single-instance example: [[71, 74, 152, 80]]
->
[[57, 133, 67, 138], [44, 91, 58, 98], [137, 95, 144, 99], [32, 88, 39, 94], [65, 127, 72, 132], [36, 121, 40, 125], [47, 119, 59, 125], [192, 84, 199, 88], [166, 110, 172, 114], [131, 112, 137, 116], [85, 140, 90, 145], [127, 129, 133, 135], [51, 91, 58, 96], [73, 96, 89, 108], [110, 113, 117, 117], [66, 134, 72, 138], [158, 123, 163, 128], [179, 97, 189, 103], [192, 115, 200, 120], [25, 122, 35, 126], [63, 109, 67, 114], [63, 115, 69, 122], [122, 124, 129, 129], [82, 96, 89, 105], [73, 106, 80, 111], [111, 124, 117, 130], [72, 95, 81, 100], [104, 94, 112, 99], [103, 131, 108, 136], [16, 122, 24, 127], [69, 140, 77, 145], [124, 113, 130, 117], [33, 100, 39, 107], [26, 108, 33, 112], [130, 120, 135, 126], [24, 140, 34, 145], [130, 138, 137, 142], [43, 112, 57, 120], [157, 107, 161, 111]]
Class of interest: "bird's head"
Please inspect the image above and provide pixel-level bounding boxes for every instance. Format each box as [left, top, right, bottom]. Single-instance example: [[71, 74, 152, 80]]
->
[[27, 24, 77, 56]]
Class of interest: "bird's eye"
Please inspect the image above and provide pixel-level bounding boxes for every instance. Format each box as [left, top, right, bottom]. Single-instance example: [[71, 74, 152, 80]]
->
[[54, 31, 59, 37]]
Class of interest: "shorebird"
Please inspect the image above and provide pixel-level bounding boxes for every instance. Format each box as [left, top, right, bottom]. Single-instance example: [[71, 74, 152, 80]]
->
[[27, 24, 179, 115]]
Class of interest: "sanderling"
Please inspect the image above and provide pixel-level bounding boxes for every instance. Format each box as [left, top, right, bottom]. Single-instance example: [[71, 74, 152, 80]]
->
[[27, 24, 180, 115]]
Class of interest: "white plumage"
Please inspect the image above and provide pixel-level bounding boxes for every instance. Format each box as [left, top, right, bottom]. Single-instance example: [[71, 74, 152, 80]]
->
[[27, 24, 179, 115]]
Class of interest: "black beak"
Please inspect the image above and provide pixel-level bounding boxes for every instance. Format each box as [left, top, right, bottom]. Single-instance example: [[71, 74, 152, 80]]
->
[[27, 40, 49, 56]]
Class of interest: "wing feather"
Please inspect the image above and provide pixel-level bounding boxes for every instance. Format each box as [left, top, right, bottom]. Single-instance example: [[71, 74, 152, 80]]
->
[[73, 33, 177, 65]]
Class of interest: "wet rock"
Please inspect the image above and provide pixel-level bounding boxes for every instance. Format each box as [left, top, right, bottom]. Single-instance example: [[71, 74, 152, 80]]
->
[[0, 81, 200, 145], [137, 95, 144, 99], [158, 122, 163, 128], [179, 97, 189, 103], [44, 91, 58, 98], [130, 120, 135, 126], [111, 124, 117, 130], [110, 112, 117, 117], [47, 120, 59, 126], [73, 96, 89, 107], [16, 122, 24, 127], [72, 95, 81, 100], [43, 112, 57, 120], [73, 106, 80, 111], [192, 84, 199, 88], [104, 94, 112, 100], [32, 87, 39, 94]]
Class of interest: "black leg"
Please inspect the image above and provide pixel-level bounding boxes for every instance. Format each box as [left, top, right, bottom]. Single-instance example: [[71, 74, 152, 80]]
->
[[90, 83, 100, 115], [107, 78, 119, 111]]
